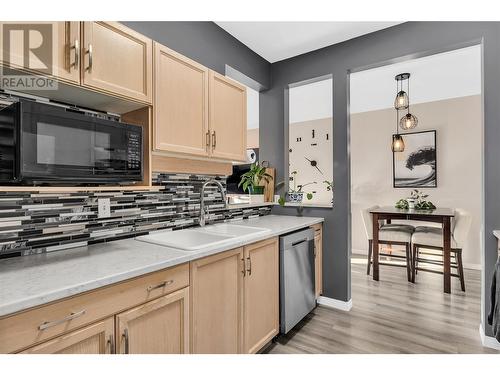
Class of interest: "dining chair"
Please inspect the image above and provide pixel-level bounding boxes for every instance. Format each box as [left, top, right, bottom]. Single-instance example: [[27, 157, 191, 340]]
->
[[361, 205, 415, 282], [411, 209, 471, 291]]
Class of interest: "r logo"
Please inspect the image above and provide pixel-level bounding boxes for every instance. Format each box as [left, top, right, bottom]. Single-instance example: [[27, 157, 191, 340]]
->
[[2, 23, 53, 75]]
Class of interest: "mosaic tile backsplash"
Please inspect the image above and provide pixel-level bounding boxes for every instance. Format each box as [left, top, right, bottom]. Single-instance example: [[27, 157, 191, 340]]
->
[[0, 173, 272, 258]]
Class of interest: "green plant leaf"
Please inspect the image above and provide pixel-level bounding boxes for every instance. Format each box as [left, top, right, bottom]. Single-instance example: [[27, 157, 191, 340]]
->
[[278, 196, 286, 206]]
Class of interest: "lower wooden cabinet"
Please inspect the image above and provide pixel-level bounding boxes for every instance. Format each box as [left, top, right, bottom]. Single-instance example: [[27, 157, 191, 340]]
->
[[313, 224, 323, 297], [190, 248, 244, 353], [8, 236, 284, 355], [190, 239, 280, 354], [115, 288, 190, 354], [21, 317, 114, 354], [243, 238, 279, 354]]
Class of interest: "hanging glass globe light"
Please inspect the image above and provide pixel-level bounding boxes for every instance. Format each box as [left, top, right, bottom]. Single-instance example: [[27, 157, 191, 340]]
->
[[394, 90, 409, 110], [399, 113, 418, 130], [392, 134, 405, 152]]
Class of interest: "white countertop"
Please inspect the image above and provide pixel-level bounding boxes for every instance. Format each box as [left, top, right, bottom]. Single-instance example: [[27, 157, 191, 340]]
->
[[0, 215, 323, 317]]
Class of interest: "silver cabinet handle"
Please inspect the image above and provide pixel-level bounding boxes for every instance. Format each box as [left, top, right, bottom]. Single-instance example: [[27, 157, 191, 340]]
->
[[38, 310, 86, 331], [121, 328, 129, 354], [206, 131, 211, 149], [146, 279, 173, 292], [241, 257, 246, 277], [87, 44, 93, 72], [246, 256, 252, 276], [212, 130, 216, 149], [73, 39, 79, 69]]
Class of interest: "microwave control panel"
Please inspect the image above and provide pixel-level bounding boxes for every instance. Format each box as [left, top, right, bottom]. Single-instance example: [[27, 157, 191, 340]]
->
[[127, 132, 141, 171]]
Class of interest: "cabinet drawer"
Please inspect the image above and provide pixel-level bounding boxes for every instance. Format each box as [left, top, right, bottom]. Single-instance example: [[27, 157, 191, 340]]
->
[[0, 263, 189, 353]]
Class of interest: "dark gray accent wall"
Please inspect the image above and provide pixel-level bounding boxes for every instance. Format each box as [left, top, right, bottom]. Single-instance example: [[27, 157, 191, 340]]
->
[[123, 21, 271, 88], [261, 22, 500, 337]]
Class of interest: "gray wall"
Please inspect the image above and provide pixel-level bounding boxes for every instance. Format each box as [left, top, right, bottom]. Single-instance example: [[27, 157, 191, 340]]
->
[[123, 21, 271, 88], [260, 22, 500, 337]]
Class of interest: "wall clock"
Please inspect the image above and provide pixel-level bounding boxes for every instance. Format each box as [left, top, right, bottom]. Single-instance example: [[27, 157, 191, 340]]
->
[[288, 118, 333, 205]]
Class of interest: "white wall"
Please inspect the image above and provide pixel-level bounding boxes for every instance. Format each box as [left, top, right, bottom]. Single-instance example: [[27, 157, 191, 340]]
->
[[350, 95, 482, 267], [289, 78, 333, 123], [288, 77, 333, 206], [350, 45, 481, 114]]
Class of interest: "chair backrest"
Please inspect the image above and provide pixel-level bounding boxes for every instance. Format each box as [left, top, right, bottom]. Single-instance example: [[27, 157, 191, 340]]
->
[[453, 208, 472, 249], [361, 205, 379, 240]]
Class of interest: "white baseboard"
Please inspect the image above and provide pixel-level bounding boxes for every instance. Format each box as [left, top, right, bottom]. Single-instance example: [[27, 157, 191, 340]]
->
[[352, 248, 481, 270], [479, 324, 500, 350], [317, 296, 352, 311]]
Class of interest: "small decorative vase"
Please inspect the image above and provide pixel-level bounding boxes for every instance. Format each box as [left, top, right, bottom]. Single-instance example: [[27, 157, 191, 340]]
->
[[287, 192, 304, 203]]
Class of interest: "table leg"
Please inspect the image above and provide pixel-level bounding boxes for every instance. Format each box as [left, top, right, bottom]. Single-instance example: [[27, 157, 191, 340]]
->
[[443, 216, 451, 293], [372, 213, 379, 281]]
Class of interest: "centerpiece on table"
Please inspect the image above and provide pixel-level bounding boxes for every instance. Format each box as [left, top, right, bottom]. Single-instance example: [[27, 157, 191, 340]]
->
[[238, 162, 273, 204], [395, 189, 436, 210]]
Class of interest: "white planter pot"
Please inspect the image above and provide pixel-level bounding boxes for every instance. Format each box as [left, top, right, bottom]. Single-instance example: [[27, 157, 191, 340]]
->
[[407, 198, 416, 209]]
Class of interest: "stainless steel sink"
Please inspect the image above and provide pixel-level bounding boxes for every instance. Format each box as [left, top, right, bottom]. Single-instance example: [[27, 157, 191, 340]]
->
[[136, 223, 271, 251]]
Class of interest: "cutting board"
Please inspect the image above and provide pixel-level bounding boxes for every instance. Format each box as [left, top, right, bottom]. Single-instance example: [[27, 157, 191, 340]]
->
[[260, 167, 276, 203]]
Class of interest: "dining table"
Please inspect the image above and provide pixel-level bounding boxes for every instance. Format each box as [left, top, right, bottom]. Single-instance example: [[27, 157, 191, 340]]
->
[[369, 206, 455, 293]]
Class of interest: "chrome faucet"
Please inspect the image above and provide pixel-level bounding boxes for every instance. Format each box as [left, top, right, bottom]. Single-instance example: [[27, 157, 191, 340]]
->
[[199, 179, 227, 227]]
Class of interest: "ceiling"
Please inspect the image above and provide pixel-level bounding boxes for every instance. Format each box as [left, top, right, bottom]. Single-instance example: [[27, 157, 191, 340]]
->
[[215, 22, 402, 63], [350, 45, 482, 114]]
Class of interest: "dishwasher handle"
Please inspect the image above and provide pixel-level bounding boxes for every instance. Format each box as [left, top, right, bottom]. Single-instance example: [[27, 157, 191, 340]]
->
[[291, 239, 308, 247]]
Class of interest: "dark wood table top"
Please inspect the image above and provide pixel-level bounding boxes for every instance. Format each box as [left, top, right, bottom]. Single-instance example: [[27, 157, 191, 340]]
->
[[369, 206, 455, 217]]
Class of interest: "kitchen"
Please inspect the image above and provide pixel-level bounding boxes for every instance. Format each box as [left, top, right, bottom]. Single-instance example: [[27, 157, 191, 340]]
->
[[1, 2, 500, 373]]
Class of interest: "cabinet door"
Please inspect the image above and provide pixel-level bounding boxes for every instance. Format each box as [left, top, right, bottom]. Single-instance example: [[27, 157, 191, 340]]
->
[[190, 248, 244, 353], [21, 318, 114, 354], [0, 21, 80, 84], [82, 22, 152, 103], [314, 227, 323, 297], [154, 43, 209, 156], [209, 71, 247, 161], [115, 288, 189, 354], [243, 238, 279, 354]]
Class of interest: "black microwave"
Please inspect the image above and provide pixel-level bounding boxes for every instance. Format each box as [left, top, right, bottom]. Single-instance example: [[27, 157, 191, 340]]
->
[[0, 99, 143, 185]]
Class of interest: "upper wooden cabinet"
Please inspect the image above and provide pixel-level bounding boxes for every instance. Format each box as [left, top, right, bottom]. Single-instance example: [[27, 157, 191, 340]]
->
[[209, 71, 247, 162], [81, 22, 153, 104], [243, 238, 279, 354], [153, 43, 209, 156], [152, 42, 247, 162], [0, 21, 80, 84], [190, 248, 244, 354], [21, 318, 114, 354], [115, 288, 190, 354]]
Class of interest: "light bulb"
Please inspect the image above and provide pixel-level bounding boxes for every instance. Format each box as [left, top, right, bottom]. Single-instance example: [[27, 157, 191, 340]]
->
[[392, 134, 405, 152]]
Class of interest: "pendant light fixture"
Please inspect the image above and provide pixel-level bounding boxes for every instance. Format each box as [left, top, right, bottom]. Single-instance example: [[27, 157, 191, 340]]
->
[[395, 73, 418, 131], [392, 72, 418, 152]]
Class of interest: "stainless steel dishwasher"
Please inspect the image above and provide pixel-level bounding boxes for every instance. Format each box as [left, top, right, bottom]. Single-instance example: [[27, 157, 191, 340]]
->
[[279, 228, 316, 334]]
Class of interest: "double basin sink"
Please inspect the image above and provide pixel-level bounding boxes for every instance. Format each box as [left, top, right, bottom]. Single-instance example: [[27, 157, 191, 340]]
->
[[136, 223, 271, 251]]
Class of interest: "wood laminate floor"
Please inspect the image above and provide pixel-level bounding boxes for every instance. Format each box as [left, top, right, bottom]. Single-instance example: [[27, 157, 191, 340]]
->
[[266, 255, 497, 354]]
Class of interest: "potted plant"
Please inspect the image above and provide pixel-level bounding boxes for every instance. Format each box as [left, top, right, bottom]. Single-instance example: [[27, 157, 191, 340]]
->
[[238, 162, 273, 203], [395, 189, 436, 210]]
